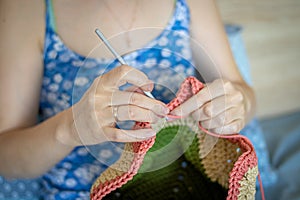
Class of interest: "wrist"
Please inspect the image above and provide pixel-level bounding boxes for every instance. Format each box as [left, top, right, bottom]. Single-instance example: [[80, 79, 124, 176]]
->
[[234, 82, 256, 123], [54, 108, 81, 148]]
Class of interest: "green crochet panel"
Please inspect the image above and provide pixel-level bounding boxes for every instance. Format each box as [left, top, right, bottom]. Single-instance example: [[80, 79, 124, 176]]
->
[[104, 125, 227, 200], [137, 125, 192, 173]]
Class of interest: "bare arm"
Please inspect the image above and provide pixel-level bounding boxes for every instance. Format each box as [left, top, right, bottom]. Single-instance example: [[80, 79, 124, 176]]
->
[[0, 0, 76, 178], [172, 0, 256, 133], [188, 0, 244, 82]]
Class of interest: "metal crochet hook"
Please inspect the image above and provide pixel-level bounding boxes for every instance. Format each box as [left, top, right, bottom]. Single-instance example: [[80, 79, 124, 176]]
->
[[95, 28, 155, 99]]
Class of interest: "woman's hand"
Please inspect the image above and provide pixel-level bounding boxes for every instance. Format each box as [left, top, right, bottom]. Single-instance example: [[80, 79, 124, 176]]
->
[[61, 65, 169, 146], [171, 79, 254, 134]]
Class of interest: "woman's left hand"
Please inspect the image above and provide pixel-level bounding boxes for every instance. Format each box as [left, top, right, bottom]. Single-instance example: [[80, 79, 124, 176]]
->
[[170, 79, 251, 134]]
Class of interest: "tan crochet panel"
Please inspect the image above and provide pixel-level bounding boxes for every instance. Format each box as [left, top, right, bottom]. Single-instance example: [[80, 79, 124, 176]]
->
[[91, 144, 135, 190], [153, 115, 243, 189], [198, 134, 243, 188], [238, 166, 258, 200], [153, 116, 243, 189]]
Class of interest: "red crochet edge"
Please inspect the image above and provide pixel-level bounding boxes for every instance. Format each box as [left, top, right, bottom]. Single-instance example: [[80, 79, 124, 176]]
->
[[90, 77, 265, 200]]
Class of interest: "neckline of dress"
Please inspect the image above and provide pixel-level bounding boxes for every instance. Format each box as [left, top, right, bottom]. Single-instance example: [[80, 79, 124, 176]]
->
[[45, 0, 185, 64]]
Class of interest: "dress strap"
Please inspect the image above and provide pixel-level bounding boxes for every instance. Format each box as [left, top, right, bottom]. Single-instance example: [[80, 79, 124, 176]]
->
[[45, 0, 57, 32]]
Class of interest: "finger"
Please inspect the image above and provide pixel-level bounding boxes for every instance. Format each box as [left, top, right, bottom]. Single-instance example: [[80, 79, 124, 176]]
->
[[111, 105, 163, 123], [209, 119, 244, 134], [171, 79, 227, 116], [125, 85, 144, 94], [109, 90, 169, 116], [100, 65, 154, 91], [103, 127, 156, 142], [200, 107, 245, 129], [192, 94, 241, 121]]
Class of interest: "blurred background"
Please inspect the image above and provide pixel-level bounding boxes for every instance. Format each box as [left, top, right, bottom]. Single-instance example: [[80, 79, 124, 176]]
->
[[217, 0, 300, 119], [217, 0, 300, 199]]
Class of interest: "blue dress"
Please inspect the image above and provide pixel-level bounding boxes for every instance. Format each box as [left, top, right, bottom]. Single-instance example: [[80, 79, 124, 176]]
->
[[0, 0, 276, 199]]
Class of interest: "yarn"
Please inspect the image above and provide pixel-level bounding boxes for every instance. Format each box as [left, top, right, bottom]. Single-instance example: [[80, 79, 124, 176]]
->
[[90, 76, 265, 200]]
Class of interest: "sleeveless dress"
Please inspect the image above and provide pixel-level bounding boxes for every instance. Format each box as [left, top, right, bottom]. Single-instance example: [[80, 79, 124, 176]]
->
[[0, 0, 276, 199]]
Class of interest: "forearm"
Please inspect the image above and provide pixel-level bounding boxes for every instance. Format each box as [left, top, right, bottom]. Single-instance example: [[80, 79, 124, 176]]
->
[[188, 0, 256, 122], [189, 0, 241, 82], [0, 108, 76, 179]]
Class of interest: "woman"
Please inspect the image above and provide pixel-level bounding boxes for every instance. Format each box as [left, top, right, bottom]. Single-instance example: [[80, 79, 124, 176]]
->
[[0, 0, 273, 199]]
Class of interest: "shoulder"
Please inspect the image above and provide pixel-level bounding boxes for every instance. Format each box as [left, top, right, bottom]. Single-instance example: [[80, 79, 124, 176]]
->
[[186, 0, 200, 6], [186, 0, 203, 10], [185, 0, 214, 18], [185, 0, 205, 30], [0, 0, 47, 129], [186, 0, 217, 19], [0, 0, 45, 50]]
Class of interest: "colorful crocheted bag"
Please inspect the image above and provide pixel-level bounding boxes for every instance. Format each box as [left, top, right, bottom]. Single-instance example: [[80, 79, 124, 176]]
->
[[90, 76, 264, 200]]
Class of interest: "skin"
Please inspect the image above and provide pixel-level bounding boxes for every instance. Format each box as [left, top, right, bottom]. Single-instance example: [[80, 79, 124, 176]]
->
[[0, 0, 255, 179]]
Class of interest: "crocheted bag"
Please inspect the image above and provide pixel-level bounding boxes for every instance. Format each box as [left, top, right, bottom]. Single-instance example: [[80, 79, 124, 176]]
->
[[90, 76, 264, 200]]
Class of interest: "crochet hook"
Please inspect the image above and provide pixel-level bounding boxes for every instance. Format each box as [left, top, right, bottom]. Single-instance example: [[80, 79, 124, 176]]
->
[[95, 28, 155, 100]]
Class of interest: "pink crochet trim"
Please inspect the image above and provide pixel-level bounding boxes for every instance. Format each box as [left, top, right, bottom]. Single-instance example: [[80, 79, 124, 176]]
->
[[90, 76, 264, 200], [198, 126, 259, 200]]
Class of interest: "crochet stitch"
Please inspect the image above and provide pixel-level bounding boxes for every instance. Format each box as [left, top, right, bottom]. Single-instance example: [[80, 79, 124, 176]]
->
[[90, 76, 264, 200]]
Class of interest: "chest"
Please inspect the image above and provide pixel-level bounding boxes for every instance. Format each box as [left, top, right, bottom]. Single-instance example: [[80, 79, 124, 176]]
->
[[51, 0, 174, 59]]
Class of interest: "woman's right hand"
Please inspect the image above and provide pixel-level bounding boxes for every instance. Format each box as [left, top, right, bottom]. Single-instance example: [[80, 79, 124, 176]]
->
[[60, 65, 169, 146]]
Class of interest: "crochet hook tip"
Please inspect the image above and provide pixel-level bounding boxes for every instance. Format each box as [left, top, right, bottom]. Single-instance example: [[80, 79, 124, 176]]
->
[[143, 91, 155, 99]]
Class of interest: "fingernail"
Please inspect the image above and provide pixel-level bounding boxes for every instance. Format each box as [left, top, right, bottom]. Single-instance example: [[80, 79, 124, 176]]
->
[[161, 105, 170, 115], [147, 81, 154, 91], [153, 104, 168, 115], [146, 130, 156, 137]]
